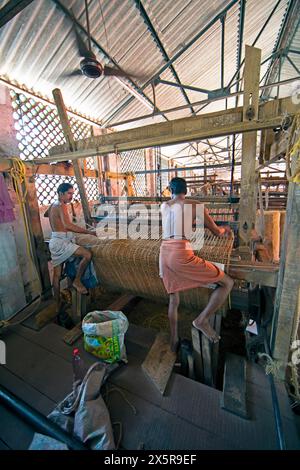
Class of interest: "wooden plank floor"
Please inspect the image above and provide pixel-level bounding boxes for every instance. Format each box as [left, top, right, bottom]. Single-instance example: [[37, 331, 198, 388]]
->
[[0, 322, 299, 450]]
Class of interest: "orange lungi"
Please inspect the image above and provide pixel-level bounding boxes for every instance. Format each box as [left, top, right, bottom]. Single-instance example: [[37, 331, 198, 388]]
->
[[159, 239, 225, 294]]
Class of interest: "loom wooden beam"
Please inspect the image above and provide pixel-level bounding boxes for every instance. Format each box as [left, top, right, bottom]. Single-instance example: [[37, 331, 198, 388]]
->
[[269, 131, 289, 161], [239, 45, 261, 246], [228, 263, 278, 288], [271, 154, 300, 380], [38, 96, 300, 164], [0, 160, 97, 178], [31, 162, 98, 178], [259, 101, 279, 164], [52, 88, 92, 226]]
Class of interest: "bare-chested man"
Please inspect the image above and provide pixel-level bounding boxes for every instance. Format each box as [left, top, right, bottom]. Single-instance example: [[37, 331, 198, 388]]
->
[[47, 183, 96, 313]]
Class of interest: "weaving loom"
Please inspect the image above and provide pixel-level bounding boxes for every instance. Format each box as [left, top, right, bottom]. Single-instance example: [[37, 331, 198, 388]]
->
[[76, 231, 234, 311]]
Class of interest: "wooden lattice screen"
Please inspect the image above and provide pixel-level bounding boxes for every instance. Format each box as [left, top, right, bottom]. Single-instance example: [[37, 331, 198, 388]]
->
[[120, 149, 147, 196], [10, 90, 99, 204]]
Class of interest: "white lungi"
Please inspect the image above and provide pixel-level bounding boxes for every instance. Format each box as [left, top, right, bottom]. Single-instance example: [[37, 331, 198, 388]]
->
[[49, 232, 80, 267]]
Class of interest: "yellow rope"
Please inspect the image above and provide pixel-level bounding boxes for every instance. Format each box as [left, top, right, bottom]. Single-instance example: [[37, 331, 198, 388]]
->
[[258, 352, 283, 378], [8, 158, 42, 292], [0, 158, 42, 330], [8, 158, 33, 263]]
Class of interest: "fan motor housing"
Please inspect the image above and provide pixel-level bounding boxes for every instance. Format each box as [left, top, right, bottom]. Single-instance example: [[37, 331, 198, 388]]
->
[[80, 58, 103, 78]]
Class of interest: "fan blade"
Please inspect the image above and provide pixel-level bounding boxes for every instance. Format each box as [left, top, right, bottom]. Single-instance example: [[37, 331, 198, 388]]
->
[[60, 70, 83, 78], [103, 65, 141, 79]]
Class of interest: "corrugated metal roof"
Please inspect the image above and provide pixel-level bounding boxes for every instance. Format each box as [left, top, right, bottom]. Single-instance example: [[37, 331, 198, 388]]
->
[[0, 0, 298, 168]]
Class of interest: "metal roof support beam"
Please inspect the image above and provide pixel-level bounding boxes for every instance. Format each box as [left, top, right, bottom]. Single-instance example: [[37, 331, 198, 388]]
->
[[109, 76, 300, 128], [230, 135, 236, 198], [276, 55, 283, 98], [261, 0, 300, 100], [228, 0, 282, 89], [286, 55, 300, 75], [204, 140, 220, 162], [104, 0, 240, 124], [157, 79, 210, 95], [133, 0, 195, 115], [122, 162, 242, 175], [221, 14, 226, 89], [261, 50, 282, 66], [0, 0, 34, 29], [172, 151, 229, 160], [137, 0, 239, 87], [234, 0, 246, 107]]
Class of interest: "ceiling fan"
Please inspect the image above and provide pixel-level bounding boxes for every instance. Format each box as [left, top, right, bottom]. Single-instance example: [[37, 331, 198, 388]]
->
[[66, 0, 138, 80]]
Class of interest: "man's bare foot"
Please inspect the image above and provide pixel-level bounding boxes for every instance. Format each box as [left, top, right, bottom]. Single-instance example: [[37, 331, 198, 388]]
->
[[73, 279, 88, 294], [192, 318, 220, 343]]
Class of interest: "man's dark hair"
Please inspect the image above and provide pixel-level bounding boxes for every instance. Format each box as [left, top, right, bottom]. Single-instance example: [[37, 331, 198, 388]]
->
[[169, 177, 187, 195], [57, 182, 73, 195]]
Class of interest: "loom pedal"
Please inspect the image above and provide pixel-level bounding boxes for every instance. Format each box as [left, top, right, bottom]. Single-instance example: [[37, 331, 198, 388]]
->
[[142, 332, 177, 395], [221, 353, 248, 419]]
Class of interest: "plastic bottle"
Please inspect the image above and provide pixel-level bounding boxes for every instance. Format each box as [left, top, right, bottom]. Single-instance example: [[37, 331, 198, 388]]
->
[[72, 348, 85, 386]]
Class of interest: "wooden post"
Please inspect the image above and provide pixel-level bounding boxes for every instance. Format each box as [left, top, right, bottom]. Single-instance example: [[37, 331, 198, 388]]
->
[[271, 154, 300, 379], [239, 45, 261, 246], [52, 88, 92, 226], [24, 173, 52, 299]]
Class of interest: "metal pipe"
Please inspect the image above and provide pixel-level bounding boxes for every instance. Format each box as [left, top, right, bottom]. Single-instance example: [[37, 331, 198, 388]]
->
[[235, 0, 246, 107], [170, 150, 232, 160], [158, 79, 210, 95], [230, 135, 236, 197], [133, 162, 242, 175], [221, 14, 226, 89], [286, 55, 300, 75], [0, 385, 87, 450], [84, 0, 91, 52], [98, 195, 239, 203], [258, 330, 286, 450]]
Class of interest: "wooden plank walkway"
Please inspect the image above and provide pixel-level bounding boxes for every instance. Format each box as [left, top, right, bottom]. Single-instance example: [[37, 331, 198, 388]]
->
[[0, 322, 299, 450]]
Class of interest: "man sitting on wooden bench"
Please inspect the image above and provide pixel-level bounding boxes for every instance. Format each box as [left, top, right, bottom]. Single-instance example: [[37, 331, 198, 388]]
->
[[45, 183, 96, 315]]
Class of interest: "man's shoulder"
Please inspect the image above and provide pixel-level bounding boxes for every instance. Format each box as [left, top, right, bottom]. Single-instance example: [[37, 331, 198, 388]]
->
[[50, 201, 65, 214]]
